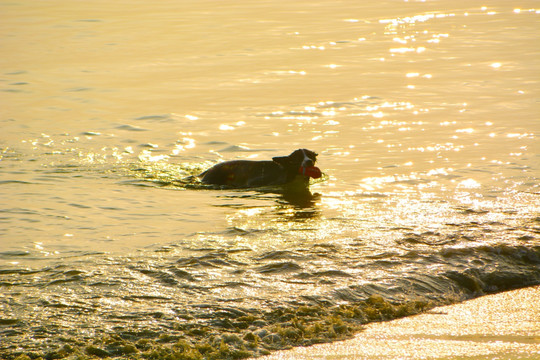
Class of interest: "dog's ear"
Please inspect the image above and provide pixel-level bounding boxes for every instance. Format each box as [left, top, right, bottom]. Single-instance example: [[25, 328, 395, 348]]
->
[[272, 156, 290, 167]]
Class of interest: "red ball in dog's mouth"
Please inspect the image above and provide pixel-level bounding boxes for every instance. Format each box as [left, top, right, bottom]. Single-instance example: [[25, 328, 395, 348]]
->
[[298, 166, 322, 179]]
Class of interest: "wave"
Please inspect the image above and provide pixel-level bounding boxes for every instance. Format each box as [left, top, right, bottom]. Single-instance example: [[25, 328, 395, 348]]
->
[[1, 243, 538, 359]]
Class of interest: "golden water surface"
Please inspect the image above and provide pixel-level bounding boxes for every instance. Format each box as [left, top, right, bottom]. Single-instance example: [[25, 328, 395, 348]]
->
[[1, 0, 539, 358]]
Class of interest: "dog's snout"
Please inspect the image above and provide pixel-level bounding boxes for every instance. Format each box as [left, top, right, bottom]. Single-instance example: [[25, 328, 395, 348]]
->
[[299, 149, 317, 168]]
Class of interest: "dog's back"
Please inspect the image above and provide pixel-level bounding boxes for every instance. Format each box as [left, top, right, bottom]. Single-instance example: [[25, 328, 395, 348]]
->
[[200, 160, 287, 187]]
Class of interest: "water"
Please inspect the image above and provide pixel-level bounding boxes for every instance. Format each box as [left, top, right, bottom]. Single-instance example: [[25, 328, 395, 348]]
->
[[1, 1, 539, 358]]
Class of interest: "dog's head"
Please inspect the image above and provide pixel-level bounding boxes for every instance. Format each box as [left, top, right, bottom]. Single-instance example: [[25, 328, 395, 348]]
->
[[273, 149, 320, 180]]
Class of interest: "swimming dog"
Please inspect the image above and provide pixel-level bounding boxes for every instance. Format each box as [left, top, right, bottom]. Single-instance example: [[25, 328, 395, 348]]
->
[[199, 149, 321, 188]]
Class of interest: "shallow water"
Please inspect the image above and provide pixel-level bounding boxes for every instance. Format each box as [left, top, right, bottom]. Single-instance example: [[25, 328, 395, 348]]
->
[[1, 1, 539, 358]]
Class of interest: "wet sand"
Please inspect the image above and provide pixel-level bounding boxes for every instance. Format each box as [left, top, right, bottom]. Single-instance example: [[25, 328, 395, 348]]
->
[[258, 286, 540, 359]]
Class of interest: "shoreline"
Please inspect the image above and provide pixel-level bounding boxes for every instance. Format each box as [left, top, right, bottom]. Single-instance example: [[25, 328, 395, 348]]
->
[[257, 285, 540, 359]]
